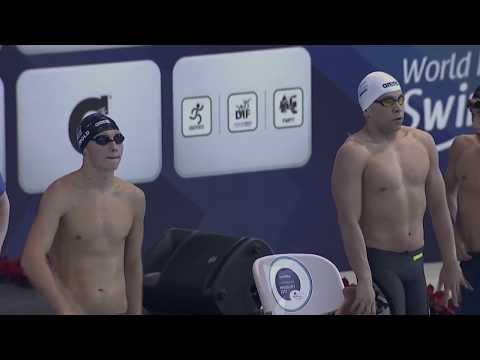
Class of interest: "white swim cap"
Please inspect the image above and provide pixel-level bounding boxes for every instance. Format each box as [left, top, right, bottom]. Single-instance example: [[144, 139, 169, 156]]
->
[[357, 71, 402, 111]]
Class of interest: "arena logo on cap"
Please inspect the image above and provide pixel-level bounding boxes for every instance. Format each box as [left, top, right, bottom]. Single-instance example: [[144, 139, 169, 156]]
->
[[94, 119, 112, 127], [382, 81, 399, 88], [402, 50, 480, 152]]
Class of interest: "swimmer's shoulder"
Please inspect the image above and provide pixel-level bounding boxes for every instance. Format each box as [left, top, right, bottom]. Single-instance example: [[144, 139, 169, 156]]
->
[[40, 172, 80, 212], [115, 178, 146, 210], [446, 134, 478, 162], [452, 134, 478, 148], [408, 127, 430, 141], [341, 131, 371, 154], [408, 127, 438, 151], [407, 127, 471, 155], [335, 132, 371, 164], [45, 172, 80, 195]]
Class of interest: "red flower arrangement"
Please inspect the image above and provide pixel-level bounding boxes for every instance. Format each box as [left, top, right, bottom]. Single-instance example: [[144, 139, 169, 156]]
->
[[342, 278, 457, 315], [0, 257, 30, 287], [427, 284, 457, 315]]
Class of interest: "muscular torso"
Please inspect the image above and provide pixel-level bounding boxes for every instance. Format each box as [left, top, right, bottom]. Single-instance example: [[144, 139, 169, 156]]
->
[[354, 128, 430, 252], [454, 135, 480, 252], [49, 176, 135, 315]]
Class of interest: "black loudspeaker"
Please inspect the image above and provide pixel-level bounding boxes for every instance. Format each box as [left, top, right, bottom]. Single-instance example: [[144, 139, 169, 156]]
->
[[143, 228, 194, 274], [143, 228, 273, 315]]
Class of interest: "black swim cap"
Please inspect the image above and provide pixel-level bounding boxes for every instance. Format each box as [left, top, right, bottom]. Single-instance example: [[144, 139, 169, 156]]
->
[[76, 112, 119, 154]]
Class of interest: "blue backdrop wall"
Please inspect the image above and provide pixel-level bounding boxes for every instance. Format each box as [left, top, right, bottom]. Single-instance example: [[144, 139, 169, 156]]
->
[[1, 45, 477, 271]]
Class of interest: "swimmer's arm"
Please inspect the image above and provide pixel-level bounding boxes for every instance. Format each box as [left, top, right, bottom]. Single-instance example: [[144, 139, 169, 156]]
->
[[444, 137, 471, 261], [0, 192, 10, 253], [125, 189, 146, 315], [423, 133, 457, 265], [332, 144, 372, 285], [445, 137, 464, 228], [21, 185, 75, 314]]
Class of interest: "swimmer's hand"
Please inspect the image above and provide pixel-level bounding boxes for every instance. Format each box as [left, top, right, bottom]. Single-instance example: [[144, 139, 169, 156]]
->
[[58, 303, 85, 315], [455, 239, 472, 262], [438, 261, 474, 308], [454, 228, 472, 262], [335, 287, 357, 315], [348, 281, 376, 315]]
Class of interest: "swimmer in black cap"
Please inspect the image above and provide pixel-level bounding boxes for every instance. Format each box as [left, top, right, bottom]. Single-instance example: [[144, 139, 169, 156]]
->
[[22, 112, 145, 315], [445, 86, 480, 314]]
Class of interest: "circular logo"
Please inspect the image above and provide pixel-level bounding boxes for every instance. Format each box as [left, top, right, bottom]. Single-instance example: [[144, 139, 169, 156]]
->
[[275, 268, 301, 300], [269, 257, 312, 312]]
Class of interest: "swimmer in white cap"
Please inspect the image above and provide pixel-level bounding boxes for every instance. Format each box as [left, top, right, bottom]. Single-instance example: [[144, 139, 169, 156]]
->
[[331, 71, 471, 315]]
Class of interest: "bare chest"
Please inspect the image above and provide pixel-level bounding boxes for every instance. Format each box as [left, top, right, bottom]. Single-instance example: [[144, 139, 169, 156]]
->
[[457, 147, 480, 191], [363, 140, 430, 192], [59, 194, 133, 251]]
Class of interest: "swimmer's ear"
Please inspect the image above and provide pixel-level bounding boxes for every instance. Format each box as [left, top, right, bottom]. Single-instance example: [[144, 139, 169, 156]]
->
[[363, 109, 370, 120]]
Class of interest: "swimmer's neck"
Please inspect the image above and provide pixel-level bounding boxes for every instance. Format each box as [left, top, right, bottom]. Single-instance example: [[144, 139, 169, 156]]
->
[[79, 162, 116, 191], [472, 115, 480, 133], [362, 123, 401, 143]]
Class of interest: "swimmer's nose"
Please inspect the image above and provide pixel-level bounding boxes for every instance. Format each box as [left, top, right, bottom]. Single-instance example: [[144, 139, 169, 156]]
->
[[109, 142, 120, 152]]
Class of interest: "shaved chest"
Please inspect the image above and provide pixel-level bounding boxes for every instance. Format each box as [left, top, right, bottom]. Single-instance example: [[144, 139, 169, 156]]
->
[[363, 139, 430, 192], [457, 147, 480, 191], [59, 193, 133, 252]]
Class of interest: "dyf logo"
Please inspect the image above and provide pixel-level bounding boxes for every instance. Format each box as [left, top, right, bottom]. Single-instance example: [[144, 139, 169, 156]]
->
[[68, 96, 110, 152], [235, 99, 251, 119]]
